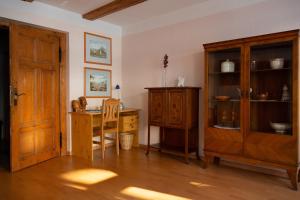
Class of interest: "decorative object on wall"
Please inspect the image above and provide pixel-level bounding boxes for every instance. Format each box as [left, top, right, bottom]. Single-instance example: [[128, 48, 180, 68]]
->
[[177, 76, 185, 87], [71, 100, 81, 112], [79, 96, 87, 111], [84, 32, 112, 65], [162, 54, 168, 87], [84, 67, 112, 98]]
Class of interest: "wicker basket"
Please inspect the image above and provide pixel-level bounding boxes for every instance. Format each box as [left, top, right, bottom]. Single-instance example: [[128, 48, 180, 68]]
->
[[120, 132, 134, 150]]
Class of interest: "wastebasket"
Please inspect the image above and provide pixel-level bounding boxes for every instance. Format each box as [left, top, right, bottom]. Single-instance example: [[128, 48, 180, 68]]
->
[[119, 132, 133, 150]]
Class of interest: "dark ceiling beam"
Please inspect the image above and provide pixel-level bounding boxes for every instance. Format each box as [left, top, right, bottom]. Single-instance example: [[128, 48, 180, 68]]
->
[[83, 0, 146, 20]]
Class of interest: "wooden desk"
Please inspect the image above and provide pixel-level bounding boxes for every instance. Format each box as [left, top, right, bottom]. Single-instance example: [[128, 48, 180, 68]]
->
[[70, 108, 139, 160]]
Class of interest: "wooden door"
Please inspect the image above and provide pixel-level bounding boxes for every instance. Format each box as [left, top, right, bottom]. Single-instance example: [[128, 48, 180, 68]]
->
[[165, 89, 186, 128], [148, 89, 165, 126], [204, 45, 244, 155], [243, 37, 298, 165], [10, 24, 60, 171]]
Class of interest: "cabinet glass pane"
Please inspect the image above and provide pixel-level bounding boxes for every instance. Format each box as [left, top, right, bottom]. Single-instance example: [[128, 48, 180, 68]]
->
[[249, 41, 292, 135], [208, 48, 241, 130]]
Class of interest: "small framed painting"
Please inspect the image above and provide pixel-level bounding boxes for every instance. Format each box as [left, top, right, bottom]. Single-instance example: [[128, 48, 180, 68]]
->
[[84, 67, 112, 98], [84, 32, 112, 65]]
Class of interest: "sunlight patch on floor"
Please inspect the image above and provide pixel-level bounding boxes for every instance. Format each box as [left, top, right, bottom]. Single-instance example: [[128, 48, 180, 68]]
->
[[190, 181, 212, 187], [63, 183, 88, 191], [120, 187, 192, 200], [60, 168, 117, 185]]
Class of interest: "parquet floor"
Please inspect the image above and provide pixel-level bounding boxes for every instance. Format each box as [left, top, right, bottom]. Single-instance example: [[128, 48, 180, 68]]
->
[[0, 148, 299, 200]]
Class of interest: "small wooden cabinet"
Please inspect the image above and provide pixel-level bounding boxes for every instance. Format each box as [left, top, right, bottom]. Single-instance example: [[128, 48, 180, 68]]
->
[[203, 30, 300, 189], [145, 87, 201, 162]]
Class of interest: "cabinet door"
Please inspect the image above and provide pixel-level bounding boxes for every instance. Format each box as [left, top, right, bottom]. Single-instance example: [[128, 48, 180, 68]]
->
[[149, 90, 165, 125], [165, 89, 186, 128], [244, 39, 297, 165], [205, 46, 244, 155]]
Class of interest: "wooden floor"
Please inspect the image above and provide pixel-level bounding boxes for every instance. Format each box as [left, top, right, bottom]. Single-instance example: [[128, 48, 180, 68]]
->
[[0, 148, 299, 200]]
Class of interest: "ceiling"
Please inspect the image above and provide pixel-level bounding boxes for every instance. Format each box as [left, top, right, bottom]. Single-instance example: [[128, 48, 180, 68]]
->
[[36, 0, 208, 27]]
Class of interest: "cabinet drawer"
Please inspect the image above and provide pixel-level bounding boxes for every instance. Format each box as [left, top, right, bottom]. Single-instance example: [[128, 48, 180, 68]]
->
[[120, 115, 138, 132]]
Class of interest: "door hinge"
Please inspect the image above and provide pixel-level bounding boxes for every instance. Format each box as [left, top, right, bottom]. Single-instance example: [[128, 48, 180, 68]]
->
[[59, 47, 62, 64], [59, 131, 62, 148]]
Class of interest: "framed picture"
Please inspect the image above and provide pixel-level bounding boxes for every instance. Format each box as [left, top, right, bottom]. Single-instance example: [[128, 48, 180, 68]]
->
[[84, 67, 112, 98], [84, 32, 112, 65]]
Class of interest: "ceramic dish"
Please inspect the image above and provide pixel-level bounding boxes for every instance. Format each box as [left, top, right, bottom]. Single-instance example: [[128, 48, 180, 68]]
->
[[215, 96, 230, 101], [270, 122, 291, 134], [221, 59, 235, 72], [270, 58, 284, 69]]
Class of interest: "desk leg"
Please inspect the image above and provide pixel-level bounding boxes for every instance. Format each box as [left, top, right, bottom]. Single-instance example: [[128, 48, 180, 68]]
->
[[184, 128, 189, 164], [146, 125, 150, 155]]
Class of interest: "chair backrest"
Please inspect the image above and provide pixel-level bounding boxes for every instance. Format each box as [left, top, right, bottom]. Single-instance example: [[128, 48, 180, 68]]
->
[[102, 98, 120, 123]]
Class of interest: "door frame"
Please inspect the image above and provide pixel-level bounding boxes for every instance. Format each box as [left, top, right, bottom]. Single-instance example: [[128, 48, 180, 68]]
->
[[0, 18, 68, 170]]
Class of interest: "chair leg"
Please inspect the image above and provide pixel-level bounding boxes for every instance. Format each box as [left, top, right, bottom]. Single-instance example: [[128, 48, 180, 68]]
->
[[101, 132, 105, 159], [116, 132, 119, 156]]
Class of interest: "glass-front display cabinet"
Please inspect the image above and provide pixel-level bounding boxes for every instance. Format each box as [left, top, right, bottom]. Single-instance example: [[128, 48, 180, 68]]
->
[[203, 30, 300, 190]]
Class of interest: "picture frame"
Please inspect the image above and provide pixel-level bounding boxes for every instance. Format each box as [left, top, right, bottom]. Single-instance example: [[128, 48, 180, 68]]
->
[[84, 32, 112, 65], [84, 67, 112, 98]]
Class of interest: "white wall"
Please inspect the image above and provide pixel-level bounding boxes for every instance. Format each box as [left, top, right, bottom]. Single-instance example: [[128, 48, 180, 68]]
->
[[0, 0, 122, 152], [122, 0, 300, 154]]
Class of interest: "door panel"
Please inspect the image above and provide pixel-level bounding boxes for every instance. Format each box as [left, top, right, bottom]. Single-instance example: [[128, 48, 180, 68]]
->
[[165, 90, 185, 128], [149, 90, 165, 125], [10, 24, 60, 171], [19, 67, 36, 125], [19, 130, 35, 157]]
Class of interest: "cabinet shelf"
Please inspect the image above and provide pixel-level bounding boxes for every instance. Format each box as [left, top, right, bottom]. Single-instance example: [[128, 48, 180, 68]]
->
[[250, 100, 291, 103], [211, 99, 240, 102], [213, 125, 240, 130], [209, 71, 240, 75], [251, 67, 291, 73]]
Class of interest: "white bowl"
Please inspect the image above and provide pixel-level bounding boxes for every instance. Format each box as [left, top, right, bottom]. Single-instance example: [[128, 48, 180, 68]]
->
[[270, 122, 291, 134], [270, 58, 284, 69]]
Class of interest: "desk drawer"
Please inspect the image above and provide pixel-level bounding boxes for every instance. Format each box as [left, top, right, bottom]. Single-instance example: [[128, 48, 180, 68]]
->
[[120, 115, 138, 132], [93, 116, 102, 128]]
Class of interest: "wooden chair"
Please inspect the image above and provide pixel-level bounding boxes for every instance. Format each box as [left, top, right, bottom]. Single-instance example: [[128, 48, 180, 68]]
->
[[93, 98, 120, 159]]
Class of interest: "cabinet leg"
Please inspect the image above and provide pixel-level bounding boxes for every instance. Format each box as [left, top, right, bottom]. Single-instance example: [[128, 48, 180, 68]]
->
[[184, 128, 189, 164], [159, 127, 164, 152], [213, 157, 221, 166], [196, 128, 200, 160], [196, 149, 200, 160], [203, 155, 213, 169], [287, 168, 299, 190], [145, 125, 150, 156]]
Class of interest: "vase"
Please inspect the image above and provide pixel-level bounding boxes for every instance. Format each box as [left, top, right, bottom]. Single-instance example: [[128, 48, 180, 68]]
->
[[162, 68, 167, 87]]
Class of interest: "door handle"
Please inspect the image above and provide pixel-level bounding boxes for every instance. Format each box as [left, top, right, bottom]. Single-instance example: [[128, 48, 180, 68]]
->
[[10, 86, 25, 106], [16, 93, 26, 97], [245, 88, 253, 99]]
